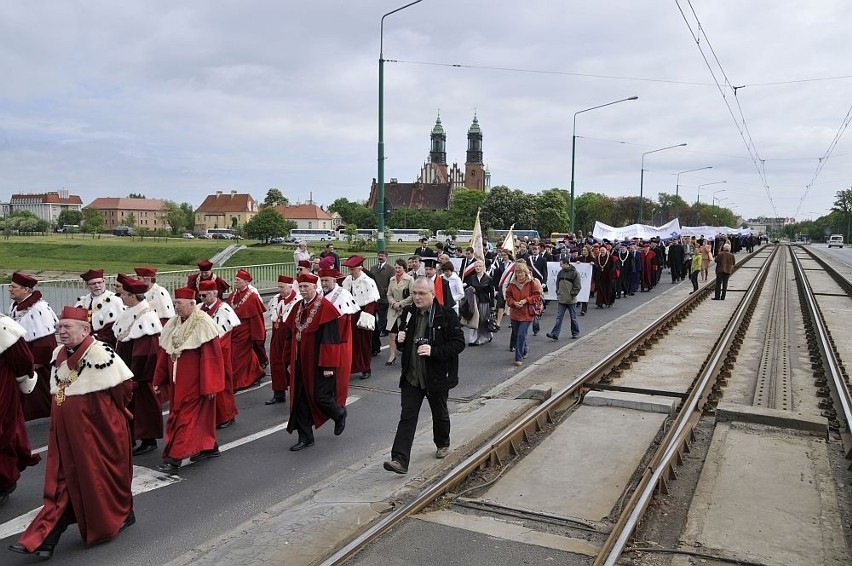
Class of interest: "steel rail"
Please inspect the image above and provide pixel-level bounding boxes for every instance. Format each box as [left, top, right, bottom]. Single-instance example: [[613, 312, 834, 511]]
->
[[790, 247, 852, 456], [321, 247, 772, 565], [595, 246, 778, 566]]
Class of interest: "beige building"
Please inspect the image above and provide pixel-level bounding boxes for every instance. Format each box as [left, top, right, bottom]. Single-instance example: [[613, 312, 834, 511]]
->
[[195, 190, 259, 232], [87, 197, 169, 230], [9, 190, 83, 223], [274, 203, 334, 230]]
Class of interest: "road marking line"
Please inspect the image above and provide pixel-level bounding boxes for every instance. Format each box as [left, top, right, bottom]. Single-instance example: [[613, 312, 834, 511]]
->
[[4, 396, 360, 539]]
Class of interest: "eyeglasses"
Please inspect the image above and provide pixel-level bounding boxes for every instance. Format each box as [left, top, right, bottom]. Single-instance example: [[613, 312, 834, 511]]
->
[[199, 292, 210, 297]]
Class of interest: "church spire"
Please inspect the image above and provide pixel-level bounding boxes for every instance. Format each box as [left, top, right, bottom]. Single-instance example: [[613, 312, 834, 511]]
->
[[429, 111, 447, 165], [466, 112, 483, 164]]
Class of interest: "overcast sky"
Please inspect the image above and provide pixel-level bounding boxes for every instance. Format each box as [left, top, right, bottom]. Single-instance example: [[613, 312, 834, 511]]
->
[[2, 0, 850, 223]]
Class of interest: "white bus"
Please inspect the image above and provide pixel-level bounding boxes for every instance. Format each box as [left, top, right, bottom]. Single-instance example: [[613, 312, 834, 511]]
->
[[337, 228, 377, 241], [391, 228, 431, 242], [493, 229, 541, 242], [436, 230, 473, 243], [289, 228, 336, 242]]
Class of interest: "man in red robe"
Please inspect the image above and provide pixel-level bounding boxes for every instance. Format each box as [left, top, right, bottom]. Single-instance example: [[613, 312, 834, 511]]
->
[[10, 306, 135, 559], [114, 275, 164, 456], [198, 279, 241, 429], [283, 273, 348, 451], [7, 271, 58, 421], [342, 256, 380, 379], [227, 269, 267, 390], [153, 287, 225, 474], [134, 266, 175, 324], [186, 259, 230, 302], [266, 275, 298, 405], [0, 314, 41, 506], [640, 243, 656, 292], [74, 268, 124, 347], [318, 267, 356, 400]]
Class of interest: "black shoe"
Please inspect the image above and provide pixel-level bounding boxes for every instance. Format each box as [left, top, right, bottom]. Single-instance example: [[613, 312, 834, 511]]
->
[[189, 446, 221, 462], [572, 335, 579, 339], [509, 346, 515, 352], [385, 358, 397, 366], [468, 342, 479, 347], [334, 407, 347, 436], [546, 333, 558, 341], [360, 372, 371, 380], [711, 297, 720, 300], [383, 459, 408, 474], [216, 419, 235, 430], [289, 440, 314, 452], [119, 511, 136, 533], [155, 460, 181, 474], [9, 543, 55, 558], [371, 350, 381, 357], [132, 440, 157, 456], [265, 394, 286, 405]]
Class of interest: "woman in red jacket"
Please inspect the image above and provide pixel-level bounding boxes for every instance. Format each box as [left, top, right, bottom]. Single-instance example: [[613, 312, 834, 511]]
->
[[505, 262, 542, 367]]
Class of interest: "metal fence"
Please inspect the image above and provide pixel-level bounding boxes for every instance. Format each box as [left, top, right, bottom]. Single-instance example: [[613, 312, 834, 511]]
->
[[1, 253, 410, 312]]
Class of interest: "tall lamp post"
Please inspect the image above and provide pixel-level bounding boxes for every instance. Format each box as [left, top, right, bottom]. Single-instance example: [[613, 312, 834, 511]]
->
[[696, 181, 726, 224], [675, 166, 712, 198], [639, 143, 686, 223], [377, 0, 424, 252], [569, 96, 638, 233]]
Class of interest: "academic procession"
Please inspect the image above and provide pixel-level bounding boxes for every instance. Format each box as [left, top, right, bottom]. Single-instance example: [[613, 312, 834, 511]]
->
[[0, 215, 759, 562]]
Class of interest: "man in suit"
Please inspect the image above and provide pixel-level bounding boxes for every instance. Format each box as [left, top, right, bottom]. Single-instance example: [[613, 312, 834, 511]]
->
[[414, 237, 436, 258], [369, 250, 395, 343]]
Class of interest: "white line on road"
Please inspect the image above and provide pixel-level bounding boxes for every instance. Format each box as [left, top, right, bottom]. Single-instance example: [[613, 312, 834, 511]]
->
[[2, 396, 360, 540]]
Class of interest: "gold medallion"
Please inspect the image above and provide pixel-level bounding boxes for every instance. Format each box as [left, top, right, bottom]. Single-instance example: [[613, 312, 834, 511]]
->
[[55, 389, 66, 406]]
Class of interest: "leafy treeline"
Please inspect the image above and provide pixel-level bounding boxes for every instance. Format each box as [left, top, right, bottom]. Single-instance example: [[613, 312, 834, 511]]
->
[[783, 188, 852, 242]]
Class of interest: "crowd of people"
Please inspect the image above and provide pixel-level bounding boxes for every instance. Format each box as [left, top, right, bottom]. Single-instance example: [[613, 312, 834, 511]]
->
[[1, 231, 753, 556]]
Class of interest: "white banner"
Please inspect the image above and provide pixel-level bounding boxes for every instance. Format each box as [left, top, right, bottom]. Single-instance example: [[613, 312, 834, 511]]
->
[[592, 219, 682, 242], [544, 262, 591, 303]]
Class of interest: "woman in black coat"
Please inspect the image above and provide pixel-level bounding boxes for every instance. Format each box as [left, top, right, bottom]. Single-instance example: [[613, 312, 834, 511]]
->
[[463, 260, 494, 346]]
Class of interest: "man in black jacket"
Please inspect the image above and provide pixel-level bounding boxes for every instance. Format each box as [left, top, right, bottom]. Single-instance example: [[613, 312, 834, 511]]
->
[[383, 277, 466, 474]]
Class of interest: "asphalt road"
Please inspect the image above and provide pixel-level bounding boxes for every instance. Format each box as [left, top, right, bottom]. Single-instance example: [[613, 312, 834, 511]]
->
[[1, 284, 673, 565]]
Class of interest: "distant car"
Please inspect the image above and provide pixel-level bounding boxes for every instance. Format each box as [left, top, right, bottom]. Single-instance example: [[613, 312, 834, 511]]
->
[[827, 234, 844, 248], [182, 233, 195, 239], [270, 236, 286, 244]]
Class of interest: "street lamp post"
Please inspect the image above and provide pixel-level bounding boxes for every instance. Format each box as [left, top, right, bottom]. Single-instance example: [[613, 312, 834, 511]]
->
[[639, 143, 687, 223], [675, 166, 712, 198], [378, 0, 424, 252], [696, 181, 726, 224], [569, 96, 638, 233]]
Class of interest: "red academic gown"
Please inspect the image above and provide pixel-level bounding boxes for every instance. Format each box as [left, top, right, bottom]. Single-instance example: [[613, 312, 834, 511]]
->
[[12, 292, 58, 421], [283, 297, 347, 430], [269, 291, 297, 393], [228, 288, 266, 390], [640, 249, 656, 291], [351, 302, 376, 374], [187, 272, 230, 302], [0, 337, 41, 491], [116, 334, 163, 441], [153, 338, 225, 460], [18, 338, 134, 551], [202, 299, 238, 426]]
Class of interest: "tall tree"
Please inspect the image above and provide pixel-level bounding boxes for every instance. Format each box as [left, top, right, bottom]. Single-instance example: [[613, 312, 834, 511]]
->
[[56, 209, 82, 228], [572, 192, 613, 235], [448, 189, 487, 229], [262, 188, 289, 208], [480, 186, 536, 230], [81, 207, 106, 235], [533, 189, 569, 237], [832, 187, 852, 240], [244, 208, 293, 243], [125, 213, 137, 228]]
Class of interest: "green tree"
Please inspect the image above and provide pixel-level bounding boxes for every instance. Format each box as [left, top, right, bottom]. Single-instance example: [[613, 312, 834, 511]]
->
[[162, 200, 196, 235], [57, 209, 82, 228], [329, 198, 377, 228], [832, 187, 852, 241], [573, 192, 614, 235], [81, 207, 106, 236], [262, 188, 289, 208], [448, 189, 487, 229], [125, 213, 137, 228], [244, 208, 292, 243], [480, 186, 536, 231], [533, 189, 569, 237], [179, 203, 195, 233]]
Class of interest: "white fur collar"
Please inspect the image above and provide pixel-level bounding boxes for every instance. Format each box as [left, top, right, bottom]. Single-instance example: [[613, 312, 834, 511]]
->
[[50, 341, 133, 397], [326, 285, 360, 315], [343, 275, 380, 306], [75, 290, 125, 331], [160, 308, 219, 356], [114, 300, 163, 342], [9, 299, 57, 342], [0, 314, 27, 354], [146, 283, 176, 319], [197, 301, 241, 338]]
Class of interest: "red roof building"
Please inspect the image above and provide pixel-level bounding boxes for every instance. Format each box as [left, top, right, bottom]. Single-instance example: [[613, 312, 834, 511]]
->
[[194, 190, 259, 232], [9, 190, 84, 223], [87, 197, 169, 230]]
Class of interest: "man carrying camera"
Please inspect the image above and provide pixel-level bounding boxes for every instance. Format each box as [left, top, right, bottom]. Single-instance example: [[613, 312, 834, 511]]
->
[[383, 277, 466, 474]]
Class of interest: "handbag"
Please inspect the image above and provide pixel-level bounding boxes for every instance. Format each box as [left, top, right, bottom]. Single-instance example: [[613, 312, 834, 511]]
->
[[526, 301, 543, 317], [356, 311, 376, 331]]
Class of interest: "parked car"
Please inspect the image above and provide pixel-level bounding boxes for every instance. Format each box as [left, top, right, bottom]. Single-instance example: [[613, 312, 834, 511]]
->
[[827, 234, 844, 248], [182, 233, 195, 239], [270, 236, 286, 244]]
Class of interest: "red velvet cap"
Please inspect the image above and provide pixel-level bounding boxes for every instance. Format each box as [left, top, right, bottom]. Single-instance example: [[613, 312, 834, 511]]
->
[[319, 256, 335, 268], [197, 260, 213, 271], [235, 269, 252, 282], [318, 268, 342, 279], [60, 306, 89, 321], [122, 277, 148, 295], [297, 260, 311, 269], [80, 269, 104, 282], [173, 287, 196, 300], [134, 266, 157, 277], [11, 272, 37, 288], [296, 273, 319, 284], [278, 275, 294, 284], [342, 255, 365, 268], [199, 280, 218, 292]]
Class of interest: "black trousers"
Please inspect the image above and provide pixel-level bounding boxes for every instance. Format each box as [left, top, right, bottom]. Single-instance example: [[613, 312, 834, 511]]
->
[[290, 370, 343, 443], [714, 272, 730, 299], [372, 303, 389, 353], [690, 270, 699, 291], [390, 381, 450, 468]]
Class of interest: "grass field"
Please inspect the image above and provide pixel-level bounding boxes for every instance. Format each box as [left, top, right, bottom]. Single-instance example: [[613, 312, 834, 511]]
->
[[0, 235, 417, 281]]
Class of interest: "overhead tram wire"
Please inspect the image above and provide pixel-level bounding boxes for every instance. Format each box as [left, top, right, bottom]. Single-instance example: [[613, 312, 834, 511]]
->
[[794, 101, 852, 219], [675, 0, 778, 217]]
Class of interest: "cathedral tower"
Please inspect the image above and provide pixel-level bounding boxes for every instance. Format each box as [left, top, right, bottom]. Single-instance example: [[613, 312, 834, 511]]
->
[[464, 114, 486, 191]]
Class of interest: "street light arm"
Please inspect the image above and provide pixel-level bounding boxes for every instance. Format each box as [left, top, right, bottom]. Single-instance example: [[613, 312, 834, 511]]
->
[[380, 0, 424, 57]]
